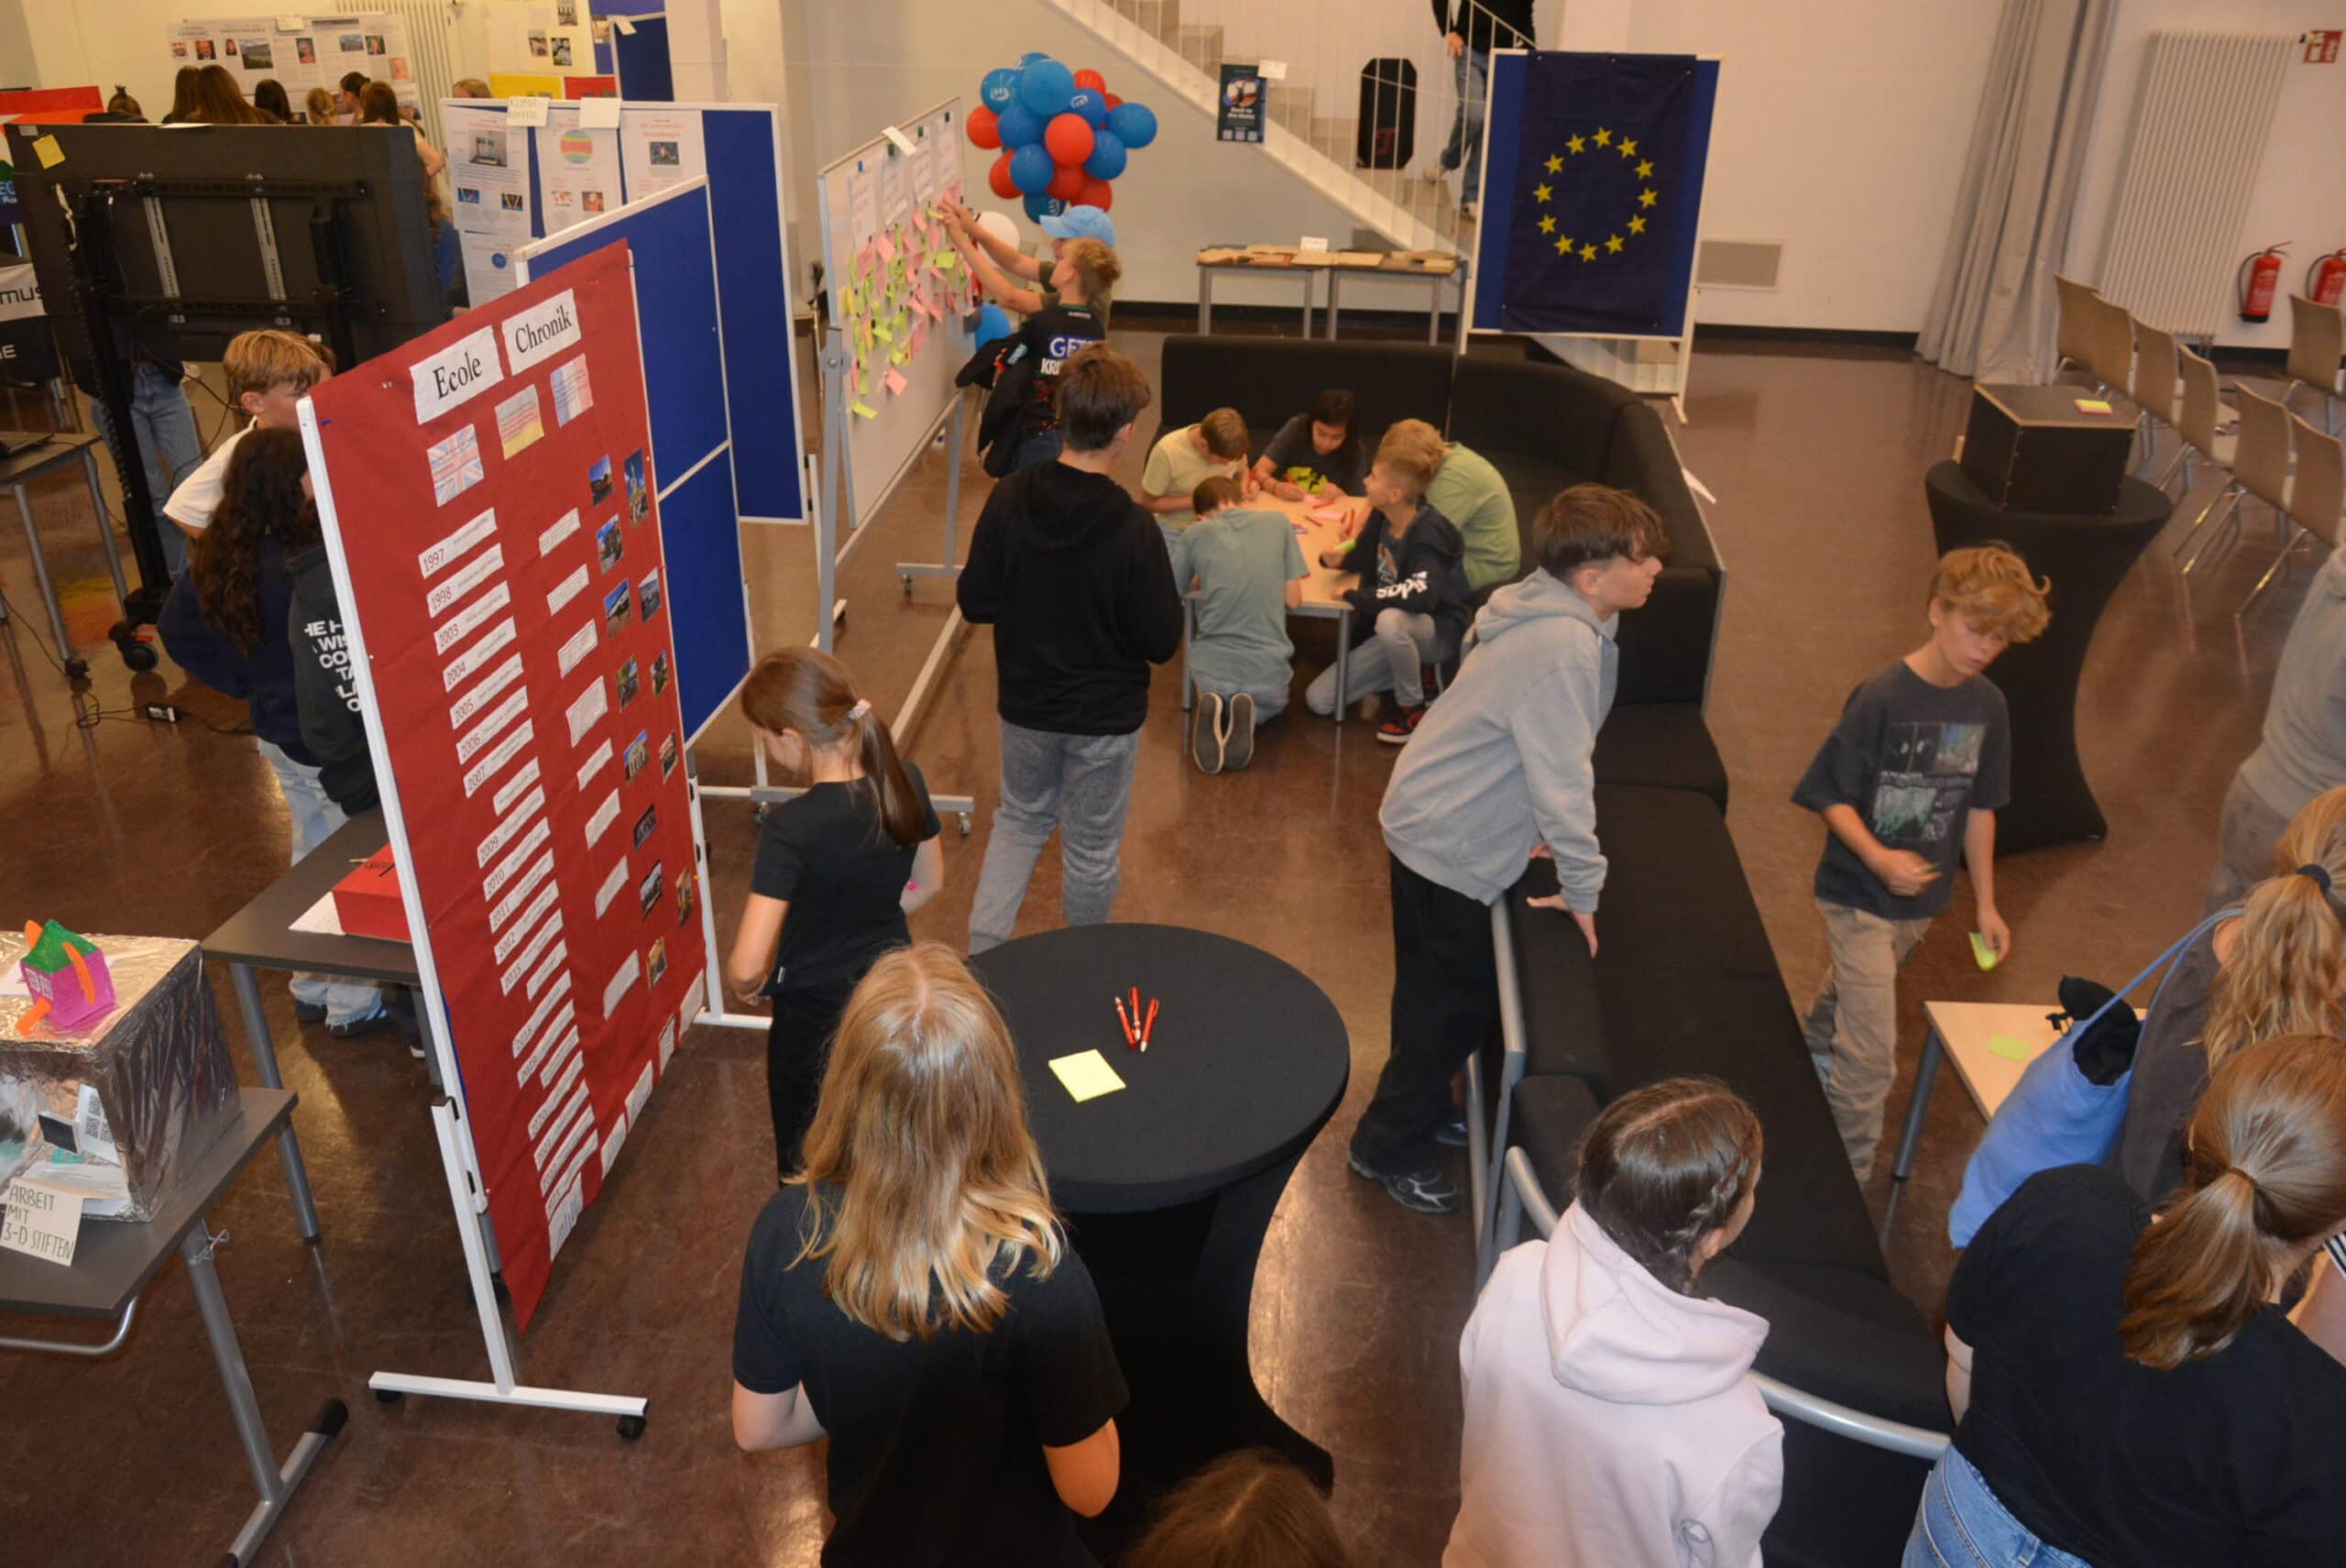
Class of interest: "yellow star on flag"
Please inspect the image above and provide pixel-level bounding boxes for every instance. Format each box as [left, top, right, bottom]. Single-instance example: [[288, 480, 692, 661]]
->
[[1544, 153, 1563, 173], [1639, 189, 1658, 208], [1538, 214, 1556, 233], [1606, 234, 1625, 254], [1579, 241, 1598, 260], [1533, 182, 1552, 203], [1593, 127, 1611, 147], [1566, 134, 1585, 154], [1554, 235, 1573, 256], [1628, 214, 1648, 235], [1636, 159, 1654, 179], [1618, 138, 1638, 159]]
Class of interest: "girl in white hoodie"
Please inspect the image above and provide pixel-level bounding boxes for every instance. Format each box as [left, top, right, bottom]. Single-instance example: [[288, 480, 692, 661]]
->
[[1446, 1078, 1781, 1568]]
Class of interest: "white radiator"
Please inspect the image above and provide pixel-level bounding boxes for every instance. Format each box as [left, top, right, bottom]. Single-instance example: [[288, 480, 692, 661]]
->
[[2095, 30, 2292, 340], [334, 1, 460, 148]]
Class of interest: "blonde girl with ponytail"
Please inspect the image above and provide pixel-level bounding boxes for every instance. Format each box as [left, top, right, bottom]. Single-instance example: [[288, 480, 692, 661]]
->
[[1913, 1036, 2346, 1567], [2115, 784, 2346, 1204], [725, 648, 944, 1177]]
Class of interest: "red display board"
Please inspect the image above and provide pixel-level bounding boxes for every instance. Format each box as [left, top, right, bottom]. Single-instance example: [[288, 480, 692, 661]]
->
[[308, 243, 705, 1329], [0, 86, 106, 123]]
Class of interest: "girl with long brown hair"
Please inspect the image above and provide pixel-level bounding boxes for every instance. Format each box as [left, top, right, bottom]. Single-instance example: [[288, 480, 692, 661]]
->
[[726, 647, 944, 1175], [1446, 1078, 1779, 1568], [181, 64, 275, 126], [730, 944, 1124, 1566], [1913, 1035, 2346, 1566], [2116, 784, 2346, 1204], [157, 428, 387, 1036]]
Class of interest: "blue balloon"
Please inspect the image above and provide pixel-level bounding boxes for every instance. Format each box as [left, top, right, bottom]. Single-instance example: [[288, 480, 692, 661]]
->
[[1019, 51, 1052, 67], [1082, 129, 1127, 181], [1008, 144, 1057, 196], [1023, 192, 1067, 223], [1065, 88, 1109, 128], [980, 68, 1020, 112], [1105, 101, 1158, 149], [976, 302, 1014, 344], [994, 103, 1044, 149], [1017, 59, 1077, 119]]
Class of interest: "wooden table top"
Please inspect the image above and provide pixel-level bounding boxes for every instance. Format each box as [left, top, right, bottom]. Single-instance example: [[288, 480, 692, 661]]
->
[[1225, 488, 1363, 614], [1923, 1000, 2064, 1121]]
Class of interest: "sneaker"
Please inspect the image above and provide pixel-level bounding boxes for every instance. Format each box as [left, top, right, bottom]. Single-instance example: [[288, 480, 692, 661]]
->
[[1191, 691, 1225, 774], [1348, 1151, 1463, 1214], [292, 1001, 328, 1024], [1376, 703, 1428, 745], [1224, 693, 1256, 771], [1418, 161, 1449, 185], [1433, 1110, 1471, 1147], [1459, 201, 1478, 222], [326, 1010, 395, 1041]]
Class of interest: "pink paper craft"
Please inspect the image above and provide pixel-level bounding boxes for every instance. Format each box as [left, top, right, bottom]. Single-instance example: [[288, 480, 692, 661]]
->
[[857, 244, 878, 278], [883, 368, 909, 395], [912, 211, 930, 235], [876, 233, 897, 263]]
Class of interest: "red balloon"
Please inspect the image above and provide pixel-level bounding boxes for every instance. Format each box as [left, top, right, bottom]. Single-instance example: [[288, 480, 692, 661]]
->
[[1074, 68, 1107, 91], [1043, 112, 1095, 166], [1079, 176, 1114, 212], [1047, 161, 1088, 200], [968, 105, 1001, 149], [1104, 93, 1124, 109], [987, 151, 1018, 200]]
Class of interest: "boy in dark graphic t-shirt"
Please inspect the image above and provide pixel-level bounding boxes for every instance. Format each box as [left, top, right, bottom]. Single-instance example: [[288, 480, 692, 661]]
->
[[1792, 545, 2050, 1181]]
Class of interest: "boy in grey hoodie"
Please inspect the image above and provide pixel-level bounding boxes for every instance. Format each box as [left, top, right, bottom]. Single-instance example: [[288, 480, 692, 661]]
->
[[1355, 485, 1668, 1212]]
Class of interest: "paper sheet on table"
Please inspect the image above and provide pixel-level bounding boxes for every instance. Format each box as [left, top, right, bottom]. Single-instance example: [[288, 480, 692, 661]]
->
[[1987, 1033, 2033, 1062], [1308, 504, 1349, 524], [1048, 1050, 1126, 1103], [290, 891, 348, 938]]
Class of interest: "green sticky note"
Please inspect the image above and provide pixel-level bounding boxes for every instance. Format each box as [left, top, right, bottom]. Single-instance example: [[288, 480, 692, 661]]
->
[[872, 321, 893, 344], [1969, 931, 2001, 971], [1987, 1033, 2032, 1063], [850, 399, 878, 420], [937, 249, 960, 271]]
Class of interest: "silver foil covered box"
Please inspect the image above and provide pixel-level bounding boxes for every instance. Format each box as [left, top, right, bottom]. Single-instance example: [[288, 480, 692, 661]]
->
[[0, 933, 239, 1222]]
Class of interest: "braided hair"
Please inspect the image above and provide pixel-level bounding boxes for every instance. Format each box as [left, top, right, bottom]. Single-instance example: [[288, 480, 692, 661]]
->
[[1574, 1078, 1763, 1295]]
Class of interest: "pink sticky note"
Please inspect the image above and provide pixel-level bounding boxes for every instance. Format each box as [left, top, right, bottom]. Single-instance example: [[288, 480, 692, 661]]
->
[[883, 368, 909, 396], [909, 323, 928, 358], [876, 233, 897, 263], [913, 210, 931, 235], [858, 243, 878, 277]]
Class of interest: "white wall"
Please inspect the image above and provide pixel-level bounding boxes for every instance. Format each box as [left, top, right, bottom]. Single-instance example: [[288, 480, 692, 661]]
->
[[2067, 0, 2346, 351]]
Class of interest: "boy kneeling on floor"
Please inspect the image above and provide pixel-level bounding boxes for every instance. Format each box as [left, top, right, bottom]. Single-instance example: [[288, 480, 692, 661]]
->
[[1175, 474, 1310, 775]]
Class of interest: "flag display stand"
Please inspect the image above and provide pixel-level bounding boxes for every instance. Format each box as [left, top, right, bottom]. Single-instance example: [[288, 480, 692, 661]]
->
[[1463, 49, 1722, 422]]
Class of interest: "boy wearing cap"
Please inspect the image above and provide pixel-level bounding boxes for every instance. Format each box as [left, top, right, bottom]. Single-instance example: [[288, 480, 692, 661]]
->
[[944, 199, 1118, 326]]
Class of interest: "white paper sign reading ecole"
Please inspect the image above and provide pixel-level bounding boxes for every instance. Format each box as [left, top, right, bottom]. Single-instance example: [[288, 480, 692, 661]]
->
[[412, 325, 506, 424]]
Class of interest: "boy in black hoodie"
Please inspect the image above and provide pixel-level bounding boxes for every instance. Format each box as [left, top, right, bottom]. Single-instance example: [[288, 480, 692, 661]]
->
[[1301, 437, 1470, 743], [959, 345, 1184, 952]]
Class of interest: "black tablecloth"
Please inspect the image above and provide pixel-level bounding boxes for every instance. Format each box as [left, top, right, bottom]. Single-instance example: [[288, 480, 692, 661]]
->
[[970, 924, 1351, 1531], [1924, 460, 2173, 852]]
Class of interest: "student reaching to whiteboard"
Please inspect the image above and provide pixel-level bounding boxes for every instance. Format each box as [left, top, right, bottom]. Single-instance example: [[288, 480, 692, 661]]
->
[[947, 227, 1120, 472], [724, 649, 944, 1179], [941, 198, 1118, 326]]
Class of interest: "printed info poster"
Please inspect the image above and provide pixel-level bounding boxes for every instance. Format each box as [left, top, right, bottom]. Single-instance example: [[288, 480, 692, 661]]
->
[[305, 243, 706, 1329]]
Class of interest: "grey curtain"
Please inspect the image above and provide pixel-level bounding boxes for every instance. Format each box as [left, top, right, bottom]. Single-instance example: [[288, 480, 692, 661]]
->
[[1916, 0, 2116, 382]]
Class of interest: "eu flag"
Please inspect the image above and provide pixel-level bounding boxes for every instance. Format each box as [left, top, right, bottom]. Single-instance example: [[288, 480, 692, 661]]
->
[[1481, 52, 1712, 337]]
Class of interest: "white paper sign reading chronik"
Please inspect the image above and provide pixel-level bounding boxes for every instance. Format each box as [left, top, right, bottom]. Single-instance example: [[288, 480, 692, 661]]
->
[[503, 287, 582, 375], [412, 323, 506, 424]]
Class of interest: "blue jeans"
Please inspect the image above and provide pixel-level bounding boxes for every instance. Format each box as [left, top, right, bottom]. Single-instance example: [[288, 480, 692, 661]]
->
[[258, 739, 386, 1026], [89, 364, 202, 576], [1014, 428, 1065, 472], [1905, 1449, 2094, 1568], [967, 722, 1141, 952], [1439, 49, 1491, 203]]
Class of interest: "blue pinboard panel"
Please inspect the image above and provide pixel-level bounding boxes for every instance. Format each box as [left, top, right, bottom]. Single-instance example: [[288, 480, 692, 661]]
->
[[702, 109, 800, 521]]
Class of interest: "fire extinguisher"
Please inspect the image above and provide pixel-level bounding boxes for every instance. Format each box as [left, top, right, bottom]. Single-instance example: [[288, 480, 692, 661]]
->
[[2239, 244, 2288, 323], [2310, 248, 2346, 310]]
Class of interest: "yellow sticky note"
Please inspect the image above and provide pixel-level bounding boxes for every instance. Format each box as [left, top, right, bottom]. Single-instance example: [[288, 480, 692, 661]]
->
[[31, 135, 64, 170], [1987, 1033, 2033, 1063], [1048, 1049, 1126, 1103], [889, 342, 909, 366], [937, 250, 960, 271], [1969, 931, 2001, 971], [850, 400, 878, 420], [872, 321, 893, 344]]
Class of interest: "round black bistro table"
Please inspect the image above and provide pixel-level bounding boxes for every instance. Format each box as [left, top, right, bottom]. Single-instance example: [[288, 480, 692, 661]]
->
[[1924, 460, 2172, 853], [969, 923, 1350, 1533]]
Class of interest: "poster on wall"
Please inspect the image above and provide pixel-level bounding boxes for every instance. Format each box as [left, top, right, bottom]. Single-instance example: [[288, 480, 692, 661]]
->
[[444, 104, 532, 240], [619, 109, 707, 200], [163, 15, 422, 119], [487, 0, 593, 82], [304, 243, 707, 1330], [1217, 62, 1264, 144], [535, 108, 620, 236]]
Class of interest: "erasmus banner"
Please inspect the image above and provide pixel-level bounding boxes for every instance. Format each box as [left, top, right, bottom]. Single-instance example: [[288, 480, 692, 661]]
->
[[1471, 51, 1718, 338]]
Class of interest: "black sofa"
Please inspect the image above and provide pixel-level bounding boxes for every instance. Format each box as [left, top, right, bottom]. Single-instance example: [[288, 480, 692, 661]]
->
[[1157, 335, 1727, 808]]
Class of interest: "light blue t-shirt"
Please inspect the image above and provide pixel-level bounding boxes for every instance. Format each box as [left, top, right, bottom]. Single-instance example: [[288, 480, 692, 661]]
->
[[1170, 508, 1310, 696]]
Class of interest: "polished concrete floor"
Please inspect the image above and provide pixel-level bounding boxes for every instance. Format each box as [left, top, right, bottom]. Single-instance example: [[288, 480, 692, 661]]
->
[[0, 329, 2301, 1566]]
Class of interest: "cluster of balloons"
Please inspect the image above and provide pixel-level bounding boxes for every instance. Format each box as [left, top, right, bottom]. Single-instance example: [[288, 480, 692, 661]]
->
[[968, 52, 1160, 225]]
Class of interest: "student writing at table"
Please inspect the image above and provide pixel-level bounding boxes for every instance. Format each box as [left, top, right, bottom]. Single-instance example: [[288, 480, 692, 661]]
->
[[1174, 475, 1310, 775], [1254, 389, 1369, 501], [725, 648, 944, 1178], [1141, 406, 1254, 547]]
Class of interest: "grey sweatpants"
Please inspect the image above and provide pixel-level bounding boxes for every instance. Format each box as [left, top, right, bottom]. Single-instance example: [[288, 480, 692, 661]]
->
[[2203, 771, 2295, 916], [967, 720, 1142, 953], [1304, 608, 1448, 713]]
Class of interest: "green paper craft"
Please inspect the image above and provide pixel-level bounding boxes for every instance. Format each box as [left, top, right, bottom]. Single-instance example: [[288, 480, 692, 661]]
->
[[850, 400, 878, 419], [872, 321, 894, 344], [889, 342, 909, 366], [1986, 1033, 2033, 1063]]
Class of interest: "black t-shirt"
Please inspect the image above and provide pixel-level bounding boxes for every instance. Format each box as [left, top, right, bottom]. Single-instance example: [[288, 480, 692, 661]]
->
[[732, 1183, 1128, 1568], [1948, 1165, 2346, 1566], [750, 764, 940, 993], [1017, 303, 1108, 437], [1791, 658, 2011, 919], [1259, 413, 1367, 494]]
